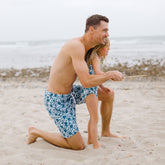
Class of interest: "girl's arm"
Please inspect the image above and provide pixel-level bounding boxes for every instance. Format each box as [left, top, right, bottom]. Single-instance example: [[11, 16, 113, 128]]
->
[[93, 56, 111, 92], [92, 55, 103, 75]]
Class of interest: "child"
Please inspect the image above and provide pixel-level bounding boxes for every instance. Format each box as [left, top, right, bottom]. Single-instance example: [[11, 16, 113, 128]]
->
[[85, 38, 110, 149]]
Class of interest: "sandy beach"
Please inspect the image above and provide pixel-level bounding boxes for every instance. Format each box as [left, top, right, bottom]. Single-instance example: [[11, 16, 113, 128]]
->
[[0, 78, 165, 165]]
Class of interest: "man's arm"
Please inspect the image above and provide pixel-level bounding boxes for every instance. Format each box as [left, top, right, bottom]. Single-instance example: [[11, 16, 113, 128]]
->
[[71, 44, 114, 88], [92, 54, 124, 82]]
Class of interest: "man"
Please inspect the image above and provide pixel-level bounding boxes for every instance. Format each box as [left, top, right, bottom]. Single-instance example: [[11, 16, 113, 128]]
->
[[27, 14, 124, 150]]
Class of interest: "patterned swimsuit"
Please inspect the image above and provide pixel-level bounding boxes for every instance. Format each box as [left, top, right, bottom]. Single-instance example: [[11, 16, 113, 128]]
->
[[44, 64, 98, 138]]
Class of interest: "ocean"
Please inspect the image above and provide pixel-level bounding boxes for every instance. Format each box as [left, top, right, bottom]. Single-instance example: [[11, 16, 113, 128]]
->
[[0, 36, 165, 79], [0, 36, 165, 69]]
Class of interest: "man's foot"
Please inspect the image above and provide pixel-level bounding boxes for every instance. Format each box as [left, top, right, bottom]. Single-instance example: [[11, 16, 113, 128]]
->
[[101, 132, 126, 139], [27, 127, 38, 144]]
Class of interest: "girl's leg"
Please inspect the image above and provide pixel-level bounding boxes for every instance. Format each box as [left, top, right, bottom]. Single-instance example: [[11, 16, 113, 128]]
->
[[85, 94, 100, 149]]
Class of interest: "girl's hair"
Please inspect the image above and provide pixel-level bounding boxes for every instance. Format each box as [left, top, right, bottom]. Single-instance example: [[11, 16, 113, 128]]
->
[[85, 38, 110, 65]]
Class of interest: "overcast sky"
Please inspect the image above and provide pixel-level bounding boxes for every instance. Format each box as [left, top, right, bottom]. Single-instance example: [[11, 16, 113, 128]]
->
[[0, 0, 165, 41]]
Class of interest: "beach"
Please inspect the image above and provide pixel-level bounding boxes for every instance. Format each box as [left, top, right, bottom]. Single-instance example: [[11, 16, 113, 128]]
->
[[0, 77, 165, 165], [0, 36, 165, 164], [1, 0, 165, 163]]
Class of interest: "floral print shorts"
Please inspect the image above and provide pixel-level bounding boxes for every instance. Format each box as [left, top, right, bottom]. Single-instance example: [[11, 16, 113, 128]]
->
[[44, 84, 97, 138]]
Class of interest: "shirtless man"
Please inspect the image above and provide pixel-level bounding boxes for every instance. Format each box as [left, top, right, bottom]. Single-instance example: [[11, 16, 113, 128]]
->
[[27, 14, 123, 150]]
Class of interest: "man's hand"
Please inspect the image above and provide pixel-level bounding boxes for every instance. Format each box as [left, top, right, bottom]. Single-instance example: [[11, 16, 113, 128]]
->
[[106, 71, 124, 81]]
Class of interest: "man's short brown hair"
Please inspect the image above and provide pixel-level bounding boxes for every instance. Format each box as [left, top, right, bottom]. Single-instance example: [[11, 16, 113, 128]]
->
[[85, 14, 109, 32]]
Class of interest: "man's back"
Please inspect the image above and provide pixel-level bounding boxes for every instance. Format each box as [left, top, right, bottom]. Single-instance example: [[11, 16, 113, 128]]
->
[[47, 38, 85, 94]]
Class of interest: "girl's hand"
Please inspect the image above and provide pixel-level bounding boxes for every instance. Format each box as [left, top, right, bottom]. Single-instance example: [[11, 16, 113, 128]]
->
[[100, 85, 111, 93]]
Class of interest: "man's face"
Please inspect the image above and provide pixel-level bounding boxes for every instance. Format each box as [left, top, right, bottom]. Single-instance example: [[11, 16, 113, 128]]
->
[[93, 21, 109, 45]]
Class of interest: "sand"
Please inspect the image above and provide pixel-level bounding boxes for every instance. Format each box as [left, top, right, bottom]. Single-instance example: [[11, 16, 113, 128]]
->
[[0, 79, 165, 165]]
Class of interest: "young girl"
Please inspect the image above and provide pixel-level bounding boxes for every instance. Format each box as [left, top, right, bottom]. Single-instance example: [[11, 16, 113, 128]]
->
[[85, 38, 110, 149]]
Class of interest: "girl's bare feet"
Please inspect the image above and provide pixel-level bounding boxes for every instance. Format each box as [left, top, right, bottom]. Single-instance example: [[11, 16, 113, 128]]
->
[[88, 139, 105, 149], [93, 142, 105, 149]]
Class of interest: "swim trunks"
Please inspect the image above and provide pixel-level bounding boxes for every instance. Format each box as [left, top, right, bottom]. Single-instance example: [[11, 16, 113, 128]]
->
[[44, 64, 98, 138], [44, 83, 97, 138]]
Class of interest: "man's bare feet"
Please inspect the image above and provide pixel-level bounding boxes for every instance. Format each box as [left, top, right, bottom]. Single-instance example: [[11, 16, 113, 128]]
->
[[27, 127, 38, 144], [101, 132, 126, 139]]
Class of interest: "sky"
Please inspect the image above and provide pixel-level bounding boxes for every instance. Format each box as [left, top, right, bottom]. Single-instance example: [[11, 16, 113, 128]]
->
[[0, 0, 165, 41]]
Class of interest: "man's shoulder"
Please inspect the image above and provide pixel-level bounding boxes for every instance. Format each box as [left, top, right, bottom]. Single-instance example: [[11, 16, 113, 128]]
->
[[65, 38, 84, 50], [63, 37, 85, 57]]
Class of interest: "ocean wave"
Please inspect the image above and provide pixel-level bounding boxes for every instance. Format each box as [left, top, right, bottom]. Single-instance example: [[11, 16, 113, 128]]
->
[[0, 40, 67, 49]]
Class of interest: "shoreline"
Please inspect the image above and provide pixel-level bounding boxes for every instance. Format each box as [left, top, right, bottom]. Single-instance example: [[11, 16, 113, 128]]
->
[[0, 58, 165, 81]]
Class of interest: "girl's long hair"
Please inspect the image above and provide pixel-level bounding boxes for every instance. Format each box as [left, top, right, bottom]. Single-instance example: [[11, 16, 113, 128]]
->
[[85, 38, 110, 65]]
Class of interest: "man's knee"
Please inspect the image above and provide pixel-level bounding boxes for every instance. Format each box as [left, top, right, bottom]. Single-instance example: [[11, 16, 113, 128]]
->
[[98, 88, 115, 102], [110, 90, 114, 99], [72, 142, 85, 150], [106, 90, 114, 101], [67, 132, 85, 150]]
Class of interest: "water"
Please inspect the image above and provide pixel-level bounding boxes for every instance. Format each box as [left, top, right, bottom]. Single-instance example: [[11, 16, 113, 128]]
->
[[0, 36, 165, 69], [105, 36, 165, 67]]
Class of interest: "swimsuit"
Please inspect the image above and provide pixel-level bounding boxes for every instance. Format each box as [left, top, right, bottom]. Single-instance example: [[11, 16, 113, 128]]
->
[[44, 64, 97, 138]]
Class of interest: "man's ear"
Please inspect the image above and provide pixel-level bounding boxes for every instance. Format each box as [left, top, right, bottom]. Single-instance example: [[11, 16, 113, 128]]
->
[[89, 26, 95, 33]]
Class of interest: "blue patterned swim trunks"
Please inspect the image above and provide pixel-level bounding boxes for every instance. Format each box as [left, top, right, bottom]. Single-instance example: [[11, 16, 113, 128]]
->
[[44, 84, 97, 138], [44, 64, 97, 138]]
